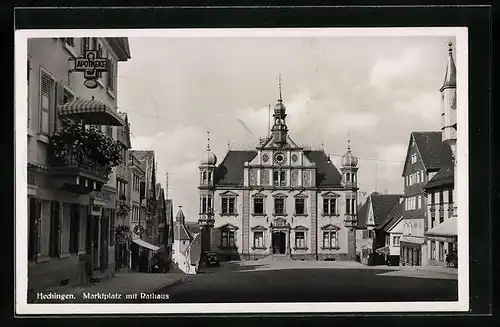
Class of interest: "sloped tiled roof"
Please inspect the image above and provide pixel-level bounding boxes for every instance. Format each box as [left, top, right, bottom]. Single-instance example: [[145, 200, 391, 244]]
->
[[412, 132, 453, 170], [185, 221, 200, 235], [357, 193, 402, 229], [371, 193, 402, 225], [303, 150, 342, 187], [424, 166, 454, 189], [174, 222, 192, 241], [215, 150, 257, 186], [130, 150, 154, 162], [381, 201, 404, 232], [214, 149, 342, 187]]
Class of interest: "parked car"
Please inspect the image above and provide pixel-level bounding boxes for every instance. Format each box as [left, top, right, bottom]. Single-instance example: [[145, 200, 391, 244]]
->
[[205, 251, 220, 267]]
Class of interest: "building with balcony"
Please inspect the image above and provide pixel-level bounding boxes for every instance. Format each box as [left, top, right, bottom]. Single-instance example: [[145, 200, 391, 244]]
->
[[356, 192, 403, 265], [126, 152, 147, 271], [399, 131, 453, 266], [197, 81, 359, 262], [114, 113, 132, 271], [422, 42, 458, 268], [27, 37, 131, 298], [128, 150, 162, 272]]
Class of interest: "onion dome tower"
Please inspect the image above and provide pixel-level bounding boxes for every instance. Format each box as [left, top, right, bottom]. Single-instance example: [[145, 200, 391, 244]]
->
[[271, 74, 289, 146], [340, 139, 359, 260], [198, 131, 216, 255]]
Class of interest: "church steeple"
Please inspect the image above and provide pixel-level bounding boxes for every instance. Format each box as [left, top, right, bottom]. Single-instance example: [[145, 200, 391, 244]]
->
[[271, 74, 288, 146], [440, 41, 456, 91]]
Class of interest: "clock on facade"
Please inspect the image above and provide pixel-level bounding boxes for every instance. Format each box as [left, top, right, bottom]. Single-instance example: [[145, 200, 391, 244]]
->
[[275, 152, 286, 165]]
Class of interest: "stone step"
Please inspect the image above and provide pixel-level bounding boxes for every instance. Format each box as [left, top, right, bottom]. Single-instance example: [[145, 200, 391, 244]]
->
[[269, 255, 292, 261]]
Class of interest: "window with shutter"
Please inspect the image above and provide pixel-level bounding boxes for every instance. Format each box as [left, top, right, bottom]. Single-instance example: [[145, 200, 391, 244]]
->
[[40, 73, 52, 135]]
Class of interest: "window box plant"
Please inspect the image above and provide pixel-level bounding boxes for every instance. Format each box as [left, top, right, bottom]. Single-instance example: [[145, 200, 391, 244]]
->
[[49, 118, 123, 177]]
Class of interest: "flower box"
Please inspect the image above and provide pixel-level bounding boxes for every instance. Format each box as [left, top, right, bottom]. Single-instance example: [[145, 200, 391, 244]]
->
[[49, 118, 123, 176]]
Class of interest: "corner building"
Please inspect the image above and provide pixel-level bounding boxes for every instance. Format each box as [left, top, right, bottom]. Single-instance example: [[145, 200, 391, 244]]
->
[[198, 87, 359, 261]]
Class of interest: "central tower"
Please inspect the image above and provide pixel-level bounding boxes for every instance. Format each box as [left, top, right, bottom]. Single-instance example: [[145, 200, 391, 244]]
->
[[271, 74, 289, 146]]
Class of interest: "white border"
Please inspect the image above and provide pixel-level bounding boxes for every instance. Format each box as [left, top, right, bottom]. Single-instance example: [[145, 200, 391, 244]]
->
[[15, 27, 469, 315]]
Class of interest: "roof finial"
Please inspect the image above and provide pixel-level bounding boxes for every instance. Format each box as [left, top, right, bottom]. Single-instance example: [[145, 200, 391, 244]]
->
[[207, 130, 211, 152], [448, 40, 453, 54], [278, 74, 283, 102], [347, 139, 351, 151]]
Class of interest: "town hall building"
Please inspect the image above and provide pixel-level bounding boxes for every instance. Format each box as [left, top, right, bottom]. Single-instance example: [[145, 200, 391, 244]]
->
[[197, 80, 360, 262]]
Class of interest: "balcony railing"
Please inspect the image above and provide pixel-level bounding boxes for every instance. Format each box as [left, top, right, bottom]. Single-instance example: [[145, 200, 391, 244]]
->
[[51, 148, 112, 179]]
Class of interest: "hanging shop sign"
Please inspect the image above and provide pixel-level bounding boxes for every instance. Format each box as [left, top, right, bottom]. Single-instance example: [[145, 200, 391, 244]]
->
[[70, 50, 108, 89]]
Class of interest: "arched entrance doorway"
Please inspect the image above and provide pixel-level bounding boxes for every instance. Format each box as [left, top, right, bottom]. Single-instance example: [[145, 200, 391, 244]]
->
[[272, 231, 286, 254]]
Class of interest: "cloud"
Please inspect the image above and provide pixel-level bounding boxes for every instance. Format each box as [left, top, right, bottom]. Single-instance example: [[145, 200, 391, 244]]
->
[[369, 46, 437, 98], [393, 92, 441, 121], [120, 36, 450, 221], [236, 90, 380, 148]]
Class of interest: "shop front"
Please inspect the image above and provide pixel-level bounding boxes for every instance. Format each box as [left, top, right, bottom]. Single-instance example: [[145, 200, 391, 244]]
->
[[400, 238, 425, 266]]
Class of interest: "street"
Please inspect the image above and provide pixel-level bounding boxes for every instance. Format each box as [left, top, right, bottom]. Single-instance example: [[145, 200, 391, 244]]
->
[[153, 259, 458, 303]]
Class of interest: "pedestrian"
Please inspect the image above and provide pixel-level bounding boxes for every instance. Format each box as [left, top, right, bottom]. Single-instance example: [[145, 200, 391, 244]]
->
[[445, 252, 450, 267]]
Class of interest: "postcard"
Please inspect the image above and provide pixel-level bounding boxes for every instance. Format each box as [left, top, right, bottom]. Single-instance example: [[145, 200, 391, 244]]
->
[[15, 26, 469, 315]]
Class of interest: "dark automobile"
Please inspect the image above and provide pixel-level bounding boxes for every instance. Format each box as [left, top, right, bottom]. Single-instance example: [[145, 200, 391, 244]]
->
[[205, 251, 220, 267]]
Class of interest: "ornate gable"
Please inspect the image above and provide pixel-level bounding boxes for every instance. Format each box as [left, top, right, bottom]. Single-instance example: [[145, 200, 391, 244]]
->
[[293, 225, 309, 231], [251, 225, 267, 231], [219, 223, 239, 231], [252, 191, 267, 198], [272, 192, 288, 198], [321, 224, 340, 231], [294, 189, 308, 197], [220, 190, 239, 197], [322, 191, 341, 198]]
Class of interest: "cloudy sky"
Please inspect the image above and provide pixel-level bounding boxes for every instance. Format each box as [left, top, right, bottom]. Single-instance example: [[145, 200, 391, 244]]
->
[[116, 32, 455, 221]]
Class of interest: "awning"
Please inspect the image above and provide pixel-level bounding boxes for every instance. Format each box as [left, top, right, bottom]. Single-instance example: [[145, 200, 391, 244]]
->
[[426, 217, 457, 237], [375, 246, 390, 254], [132, 238, 160, 251], [59, 99, 125, 126]]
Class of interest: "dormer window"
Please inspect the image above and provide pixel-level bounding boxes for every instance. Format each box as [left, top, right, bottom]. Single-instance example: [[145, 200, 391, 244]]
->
[[411, 153, 417, 164]]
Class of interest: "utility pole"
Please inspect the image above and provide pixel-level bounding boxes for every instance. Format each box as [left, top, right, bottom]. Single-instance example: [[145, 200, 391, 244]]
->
[[165, 172, 169, 200]]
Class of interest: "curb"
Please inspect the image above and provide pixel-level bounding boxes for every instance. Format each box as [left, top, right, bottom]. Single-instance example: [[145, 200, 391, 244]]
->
[[152, 277, 187, 293]]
